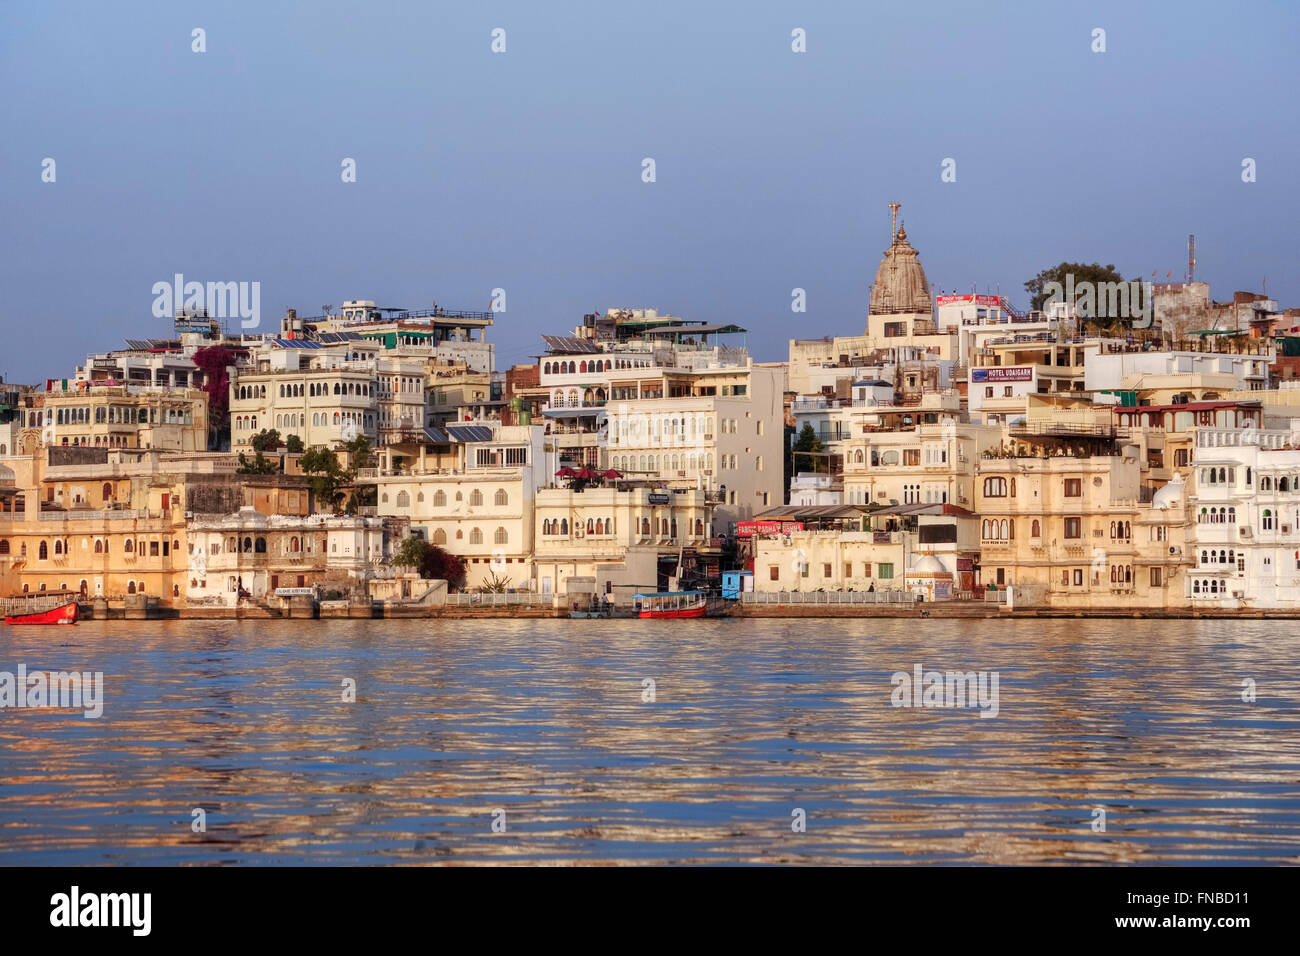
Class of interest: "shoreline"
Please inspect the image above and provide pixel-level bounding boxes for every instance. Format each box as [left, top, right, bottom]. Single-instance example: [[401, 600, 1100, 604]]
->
[[38, 602, 1300, 621]]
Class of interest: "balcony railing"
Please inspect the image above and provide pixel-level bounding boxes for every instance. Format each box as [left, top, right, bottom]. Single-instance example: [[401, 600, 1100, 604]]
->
[[38, 509, 147, 521]]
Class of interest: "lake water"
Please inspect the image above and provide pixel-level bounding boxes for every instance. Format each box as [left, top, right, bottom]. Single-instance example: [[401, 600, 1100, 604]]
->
[[1, 617, 1297, 865]]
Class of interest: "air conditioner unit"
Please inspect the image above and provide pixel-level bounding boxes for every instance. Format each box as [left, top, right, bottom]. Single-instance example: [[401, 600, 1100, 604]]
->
[[1284, 524, 1292, 534], [1168, 546, 1181, 555], [1240, 527, 1252, 537], [1232, 590, 1244, 598], [703, 469, 713, 476]]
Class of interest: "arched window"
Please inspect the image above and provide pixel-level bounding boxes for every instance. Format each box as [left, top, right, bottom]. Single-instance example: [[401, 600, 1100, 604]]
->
[[433, 529, 447, 545], [127, 581, 136, 594], [396, 491, 410, 508], [642, 517, 651, 535], [560, 519, 568, 534], [494, 488, 508, 506], [94, 539, 103, 554], [470, 528, 483, 545], [543, 519, 552, 535], [255, 537, 266, 553], [494, 527, 507, 544], [470, 490, 483, 507], [586, 518, 594, 534], [594, 519, 604, 535], [433, 490, 446, 507]]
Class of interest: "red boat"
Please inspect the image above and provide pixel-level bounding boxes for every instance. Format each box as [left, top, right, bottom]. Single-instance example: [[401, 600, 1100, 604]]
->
[[4, 601, 78, 626], [633, 591, 707, 619]]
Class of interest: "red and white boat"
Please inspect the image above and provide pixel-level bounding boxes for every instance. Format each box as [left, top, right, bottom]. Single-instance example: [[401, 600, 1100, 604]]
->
[[633, 591, 707, 619], [4, 601, 78, 626]]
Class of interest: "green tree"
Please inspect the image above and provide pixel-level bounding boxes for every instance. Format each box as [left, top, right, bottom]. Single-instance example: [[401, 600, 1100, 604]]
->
[[792, 423, 825, 474], [285, 434, 304, 454], [394, 536, 428, 569], [236, 451, 279, 475], [391, 536, 467, 590], [300, 447, 345, 509], [342, 433, 373, 474], [1024, 261, 1131, 314], [250, 428, 282, 453]]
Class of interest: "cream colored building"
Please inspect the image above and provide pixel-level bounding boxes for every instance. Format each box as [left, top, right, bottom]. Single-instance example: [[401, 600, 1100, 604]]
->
[[185, 511, 393, 606], [973, 451, 1191, 608], [532, 486, 714, 600], [604, 363, 785, 530], [31, 385, 209, 452], [368, 424, 545, 590], [0, 448, 205, 603], [230, 365, 377, 449], [838, 416, 1002, 510]]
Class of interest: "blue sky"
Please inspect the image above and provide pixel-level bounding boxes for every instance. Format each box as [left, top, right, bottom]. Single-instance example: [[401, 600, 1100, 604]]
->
[[2, 0, 1297, 380]]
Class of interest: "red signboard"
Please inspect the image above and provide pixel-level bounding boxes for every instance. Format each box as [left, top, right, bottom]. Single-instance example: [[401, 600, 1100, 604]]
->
[[936, 294, 1004, 307], [736, 520, 804, 537]]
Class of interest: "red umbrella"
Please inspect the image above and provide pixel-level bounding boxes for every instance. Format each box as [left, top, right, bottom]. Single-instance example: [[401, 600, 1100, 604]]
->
[[555, 466, 576, 477], [602, 468, 623, 479], [573, 466, 598, 479]]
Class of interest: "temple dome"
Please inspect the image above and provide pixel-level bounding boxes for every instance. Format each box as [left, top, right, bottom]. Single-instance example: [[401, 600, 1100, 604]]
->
[[868, 221, 934, 316], [910, 554, 947, 575], [1151, 472, 1185, 510]]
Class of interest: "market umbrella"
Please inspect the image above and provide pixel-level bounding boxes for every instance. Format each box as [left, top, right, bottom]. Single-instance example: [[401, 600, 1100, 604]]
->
[[554, 466, 576, 477], [573, 466, 599, 480], [602, 469, 623, 479]]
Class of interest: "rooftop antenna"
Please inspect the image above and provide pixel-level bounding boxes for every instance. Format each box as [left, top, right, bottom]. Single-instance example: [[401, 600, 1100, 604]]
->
[[1187, 234, 1196, 283], [888, 202, 901, 242]]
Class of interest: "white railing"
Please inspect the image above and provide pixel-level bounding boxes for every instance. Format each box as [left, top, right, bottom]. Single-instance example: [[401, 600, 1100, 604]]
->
[[741, 590, 917, 605], [445, 592, 554, 606], [38, 509, 146, 521]]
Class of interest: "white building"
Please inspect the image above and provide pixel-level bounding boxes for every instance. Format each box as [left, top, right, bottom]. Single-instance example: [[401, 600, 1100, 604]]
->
[[1187, 425, 1300, 607]]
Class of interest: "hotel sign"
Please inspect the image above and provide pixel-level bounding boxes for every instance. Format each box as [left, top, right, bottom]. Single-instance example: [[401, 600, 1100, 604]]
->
[[648, 492, 671, 505], [971, 367, 1033, 383], [736, 520, 804, 537], [937, 294, 1003, 307]]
